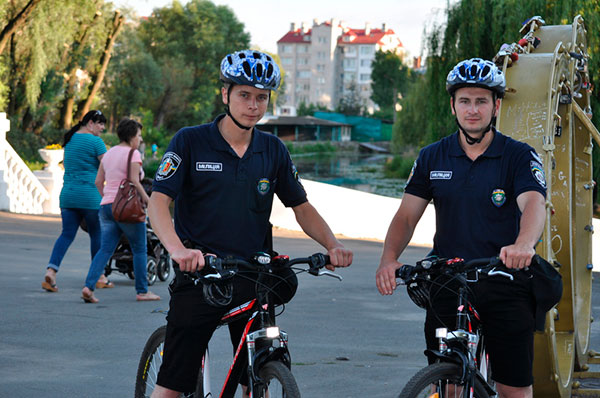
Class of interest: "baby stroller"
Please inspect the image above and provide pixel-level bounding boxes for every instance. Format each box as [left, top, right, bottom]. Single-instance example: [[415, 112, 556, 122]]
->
[[103, 179, 172, 285]]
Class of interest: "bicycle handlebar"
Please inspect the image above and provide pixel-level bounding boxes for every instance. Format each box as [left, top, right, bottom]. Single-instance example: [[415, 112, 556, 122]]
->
[[187, 252, 342, 282], [395, 256, 517, 283]]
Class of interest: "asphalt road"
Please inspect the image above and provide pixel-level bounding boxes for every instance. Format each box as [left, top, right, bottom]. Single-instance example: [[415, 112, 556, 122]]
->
[[0, 211, 598, 398]]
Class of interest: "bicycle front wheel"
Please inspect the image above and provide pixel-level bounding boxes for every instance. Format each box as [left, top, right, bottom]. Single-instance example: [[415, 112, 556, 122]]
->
[[399, 362, 490, 398], [135, 325, 166, 398], [256, 361, 301, 398]]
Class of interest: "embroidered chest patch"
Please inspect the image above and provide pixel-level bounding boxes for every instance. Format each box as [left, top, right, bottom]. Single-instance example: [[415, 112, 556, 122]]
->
[[257, 178, 270, 195], [491, 189, 507, 207]]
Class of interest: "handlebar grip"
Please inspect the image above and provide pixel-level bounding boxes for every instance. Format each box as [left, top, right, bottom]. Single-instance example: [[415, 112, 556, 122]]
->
[[395, 264, 416, 280]]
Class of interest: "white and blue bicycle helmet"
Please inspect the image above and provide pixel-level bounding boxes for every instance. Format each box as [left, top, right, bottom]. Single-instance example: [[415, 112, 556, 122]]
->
[[220, 50, 281, 90], [446, 58, 506, 98]]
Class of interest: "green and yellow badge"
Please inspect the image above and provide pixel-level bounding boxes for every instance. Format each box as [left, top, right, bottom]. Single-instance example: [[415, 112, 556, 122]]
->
[[257, 178, 270, 195], [491, 188, 506, 207]]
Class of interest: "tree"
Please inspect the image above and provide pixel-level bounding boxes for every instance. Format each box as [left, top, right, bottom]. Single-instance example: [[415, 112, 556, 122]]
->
[[370, 50, 411, 122], [137, 0, 250, 131], [0, 0, 41, 55], [336, 81, 364, 116]]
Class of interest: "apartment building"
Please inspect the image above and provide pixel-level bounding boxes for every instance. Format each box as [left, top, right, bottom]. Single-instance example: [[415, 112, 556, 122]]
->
[[277, 18, 404, 114]]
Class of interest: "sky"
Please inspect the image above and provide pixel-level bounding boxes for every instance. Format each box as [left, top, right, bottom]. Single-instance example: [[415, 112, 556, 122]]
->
[[112, 0, 453, 58]]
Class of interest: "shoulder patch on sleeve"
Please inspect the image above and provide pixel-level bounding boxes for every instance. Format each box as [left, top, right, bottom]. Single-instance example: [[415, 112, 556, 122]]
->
[[156, 151, 182, 181]]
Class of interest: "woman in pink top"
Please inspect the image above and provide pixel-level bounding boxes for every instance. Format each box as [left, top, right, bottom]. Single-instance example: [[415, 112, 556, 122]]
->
[[81, 118, 160, 303]]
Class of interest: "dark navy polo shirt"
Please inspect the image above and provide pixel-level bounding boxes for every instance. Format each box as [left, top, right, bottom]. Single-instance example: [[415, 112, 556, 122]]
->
[[405, 130, 547, 261], [152, 115, 307, 259]]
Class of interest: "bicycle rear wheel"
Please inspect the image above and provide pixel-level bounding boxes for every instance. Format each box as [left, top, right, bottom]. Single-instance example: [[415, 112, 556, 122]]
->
[[399, 362, 490, 398], [255, 361, 300, 398]]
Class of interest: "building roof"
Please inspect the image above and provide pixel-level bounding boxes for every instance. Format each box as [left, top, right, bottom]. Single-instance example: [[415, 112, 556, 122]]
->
[[277, 29, 312, 44], [338, 28, 403, 47], [258, 116, 351, 127]]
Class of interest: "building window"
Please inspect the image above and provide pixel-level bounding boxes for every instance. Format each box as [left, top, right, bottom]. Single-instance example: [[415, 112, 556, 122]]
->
[[297, 70, 311, 78], [343, 58, 356, 68], [297, 57, 309, 65], [360, 45, 374, 55], [360, 59, 371, 67], [344, 72, 356, 82], [281, 45, 292, 53], [298, 45, 309, 53], [345, 47, 357, 56], [303, 35, 310, 42], [360, 73, 370, 81], [318, 36, 327, 44], [317, 77, 326, 84], [316, 64, 325, 71], [281, 57, 293, 65]]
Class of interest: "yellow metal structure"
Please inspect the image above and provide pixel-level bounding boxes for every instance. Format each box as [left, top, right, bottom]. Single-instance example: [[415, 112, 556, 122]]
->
[[496, 15, 599, 397]]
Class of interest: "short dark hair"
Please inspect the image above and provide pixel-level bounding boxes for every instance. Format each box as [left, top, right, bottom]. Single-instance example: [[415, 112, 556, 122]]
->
[[116, 118, 143, 143]]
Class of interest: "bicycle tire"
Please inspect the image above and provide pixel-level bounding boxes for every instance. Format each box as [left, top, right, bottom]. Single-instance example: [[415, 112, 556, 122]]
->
[[255, 361, 301, 398], [135, 325, 166, 398], [399, 362, 490, 398]]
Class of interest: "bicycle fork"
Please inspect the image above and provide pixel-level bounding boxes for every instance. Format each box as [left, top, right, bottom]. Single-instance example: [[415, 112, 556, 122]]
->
[[246, 326, 290, 396]]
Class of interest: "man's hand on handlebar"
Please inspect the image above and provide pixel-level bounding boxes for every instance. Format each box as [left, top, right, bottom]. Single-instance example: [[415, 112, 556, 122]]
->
[[499, 242, 535, 269], [171, 247, 205, 272], [325, 246, 353, 271], [376, 259, 403, 296]]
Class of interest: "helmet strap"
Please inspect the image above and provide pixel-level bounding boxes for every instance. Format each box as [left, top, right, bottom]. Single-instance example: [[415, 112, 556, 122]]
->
[[224, 84, 252, 131], [225, 105, 252, 130], [452, 97, 497, 146]]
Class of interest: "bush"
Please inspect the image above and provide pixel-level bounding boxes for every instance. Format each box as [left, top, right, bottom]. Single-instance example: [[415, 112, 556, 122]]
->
[[285, 142, 337, 155], [143, 158, 162, 180], [383, 155, 415, 179]]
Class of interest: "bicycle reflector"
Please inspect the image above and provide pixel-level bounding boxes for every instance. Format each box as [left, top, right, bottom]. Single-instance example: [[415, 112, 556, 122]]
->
[[406, 280, 430, 309]]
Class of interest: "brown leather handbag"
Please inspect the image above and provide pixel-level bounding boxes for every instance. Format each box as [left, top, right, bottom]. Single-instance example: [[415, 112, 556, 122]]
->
[[111, 148, 146, 223]]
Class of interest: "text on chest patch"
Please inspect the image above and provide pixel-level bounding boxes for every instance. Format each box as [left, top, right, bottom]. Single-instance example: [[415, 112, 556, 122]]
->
[[196, 162, 222, 172], [430, 171, 452, 180]]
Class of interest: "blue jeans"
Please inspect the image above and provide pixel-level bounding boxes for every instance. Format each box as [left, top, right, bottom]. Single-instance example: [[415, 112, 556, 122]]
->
[[84, 204, 148, 294], [48, 208, 101, 272]]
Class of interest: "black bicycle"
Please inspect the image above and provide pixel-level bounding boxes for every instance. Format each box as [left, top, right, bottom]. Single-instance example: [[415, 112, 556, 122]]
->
[[395, 256, 516, 398], [134, 252, 342, 398]]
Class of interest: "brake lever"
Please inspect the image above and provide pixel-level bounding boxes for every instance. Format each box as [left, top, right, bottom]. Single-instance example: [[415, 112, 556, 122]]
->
[[317, 269, 343, 281], [488, 267, 514, 281]]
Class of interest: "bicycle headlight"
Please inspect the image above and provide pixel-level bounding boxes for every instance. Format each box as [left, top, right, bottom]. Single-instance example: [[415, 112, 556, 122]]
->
[[266, 326, 280, 338]]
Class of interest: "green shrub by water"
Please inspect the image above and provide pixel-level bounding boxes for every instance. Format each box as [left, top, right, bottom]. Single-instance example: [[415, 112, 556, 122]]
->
[[285, 142, 337, 155], [383, 155, 415, 179]]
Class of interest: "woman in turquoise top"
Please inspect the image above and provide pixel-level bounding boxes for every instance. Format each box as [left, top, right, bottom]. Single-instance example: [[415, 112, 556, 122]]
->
[[42, 110, 109, 293]]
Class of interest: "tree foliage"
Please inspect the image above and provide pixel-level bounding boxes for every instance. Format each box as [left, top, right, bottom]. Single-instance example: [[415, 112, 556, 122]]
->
[[370, 50, 411, 121], [335, 81, 365, 116], [0, 0, 251, 162], [135, 0, 250, 131]]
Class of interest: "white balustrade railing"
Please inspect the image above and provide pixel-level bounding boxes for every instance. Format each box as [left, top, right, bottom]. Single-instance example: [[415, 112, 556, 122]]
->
[[0, 112, 50, 214]]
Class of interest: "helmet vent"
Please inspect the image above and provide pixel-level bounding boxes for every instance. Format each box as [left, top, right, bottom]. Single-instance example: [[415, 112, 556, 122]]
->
[[253, 52, 261, 59], [227, 55, 233, 65], [266, 55, 272, 62], [481, 65, 491, 78], [266, 63, 273, 79], [256, 63, 263, 78], [239, 52, 246, 59], [242, 61, 252, 77]]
